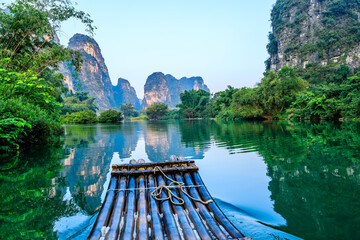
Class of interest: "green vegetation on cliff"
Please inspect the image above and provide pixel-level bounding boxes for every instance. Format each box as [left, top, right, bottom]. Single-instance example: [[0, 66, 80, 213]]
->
[[268, 0, 360, 70], [0, 0, 94, 151]]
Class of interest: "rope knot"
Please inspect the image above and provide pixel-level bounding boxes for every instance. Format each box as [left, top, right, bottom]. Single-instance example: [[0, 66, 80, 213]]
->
[[151, 166, 213, 205]]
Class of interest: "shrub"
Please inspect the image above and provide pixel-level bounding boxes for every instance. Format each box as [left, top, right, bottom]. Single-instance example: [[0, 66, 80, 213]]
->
[[98, 110, 123, 123], [146, 103, 169, 120], [0, 118, 31, 151], [0, 98, 63, 145], [60, 111, 97, 124], [130, 114, 149, 121]]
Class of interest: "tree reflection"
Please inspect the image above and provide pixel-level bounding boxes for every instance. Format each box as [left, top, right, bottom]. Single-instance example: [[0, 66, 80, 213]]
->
[[210, 120, 360, 239], [0, 145, 77, 239]]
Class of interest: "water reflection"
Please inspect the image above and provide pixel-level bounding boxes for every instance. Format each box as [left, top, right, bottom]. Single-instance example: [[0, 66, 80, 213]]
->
[[0, 120, 359, 240], [0, 145, 76, 240]]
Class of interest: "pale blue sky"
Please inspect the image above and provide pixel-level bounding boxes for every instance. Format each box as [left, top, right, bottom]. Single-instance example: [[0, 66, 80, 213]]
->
[[6, 0, 276, 98]]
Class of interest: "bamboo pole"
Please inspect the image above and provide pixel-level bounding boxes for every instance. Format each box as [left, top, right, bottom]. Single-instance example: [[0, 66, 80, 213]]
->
[[88, 176, 118, 240], [165, 174, 197, 240], [174, 174, 212, 240], [111, 166, 198, 176], [106, 176, 127, 240], [136, 175, 149, 239], [156, 175, 181, 240], [112, 160, 194, 170], [183, 173, 228, 240], [148, 174, 165, 240], [192, 172, 245, 238], [120, 177, 136, 239]]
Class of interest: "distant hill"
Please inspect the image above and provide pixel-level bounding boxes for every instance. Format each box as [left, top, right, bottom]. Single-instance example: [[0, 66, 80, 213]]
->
[[142, 72, 210, 109], [59, 34, 140, 111]]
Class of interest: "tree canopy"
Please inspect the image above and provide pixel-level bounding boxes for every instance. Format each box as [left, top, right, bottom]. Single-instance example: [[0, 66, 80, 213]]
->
[[146, 103, 169, 120]]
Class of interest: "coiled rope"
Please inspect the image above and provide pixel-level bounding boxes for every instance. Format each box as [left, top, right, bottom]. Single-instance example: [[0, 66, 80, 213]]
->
[[151, 166, 213, 205]]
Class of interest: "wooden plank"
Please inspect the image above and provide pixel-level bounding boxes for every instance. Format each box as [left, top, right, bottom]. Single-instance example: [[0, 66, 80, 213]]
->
[[106, 176, 127, 240], [174, 174, 213, 240], [183, 173, 228, 240], [88, 176, 118, 240], [192, 172, 245, 239], [165, 174, 197, 240], [136, 175, 149, 239], [112, 160, 195, 169], [148, 174, 165, 240], [156, 175, 181, 240], [120, 177, 136, 239], [111, 165, 198, 176]]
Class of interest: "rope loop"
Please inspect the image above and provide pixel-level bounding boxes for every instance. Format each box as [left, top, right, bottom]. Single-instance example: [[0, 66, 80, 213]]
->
[[151, 166, 213, 205]]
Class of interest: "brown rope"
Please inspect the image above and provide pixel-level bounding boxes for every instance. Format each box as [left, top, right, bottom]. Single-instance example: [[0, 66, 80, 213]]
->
[[151, 166, 213, 205]]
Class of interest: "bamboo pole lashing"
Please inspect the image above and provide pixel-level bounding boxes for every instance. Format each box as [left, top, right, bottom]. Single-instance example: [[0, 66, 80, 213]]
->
[[148, 174, 165, 240], [136, 175, 149, 240], [174, 174, 213, 240], [183, 173, 229, 240], [192, 172, 245, 239], [106, 176, 127, 240], [120, 177, 136, 239], [165, 174, 198, 240], [156, 175, 182, 240], [88, 176, 118, 240]]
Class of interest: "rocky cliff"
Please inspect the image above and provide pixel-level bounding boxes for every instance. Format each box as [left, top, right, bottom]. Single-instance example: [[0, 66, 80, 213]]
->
[[113, 78, 141, 110], [142, 72, 210, 109], [60, 34, 140, 111], [267, 0, 360, 71], [60, 34, 115, 111]]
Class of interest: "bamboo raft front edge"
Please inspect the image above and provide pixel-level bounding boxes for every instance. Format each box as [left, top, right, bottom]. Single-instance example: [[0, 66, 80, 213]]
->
[[88, 158, 253, 240]]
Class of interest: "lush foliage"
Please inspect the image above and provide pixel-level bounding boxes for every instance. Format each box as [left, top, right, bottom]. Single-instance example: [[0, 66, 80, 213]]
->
[[208, 66, 307, 120], [0, 63, 64, 151], [0, 0, 94, 151], [268, 0, 360, 67], [146, 103, 169, 120], [289, 72, 360, 120], [60, 110, 97, 124], [130, 114, 149, 121], [0, 145, 78, 239], [177, 89, 210, 118], [231, 87, 264, 119], [204, 86, 238, 118], [61, 91, 97, 114], [98, 110, 124, 123], [120, 103, 138, 118], [257, 66, 308, 117], [0, 0, 94, 74]]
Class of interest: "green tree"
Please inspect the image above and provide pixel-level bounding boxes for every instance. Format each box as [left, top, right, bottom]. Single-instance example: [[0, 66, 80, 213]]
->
[[231, 87, 263, 119], [0, 0, 94, 74], [120, 103, 137, 118], [208, 86, 239, 118], [98, 109, 123, 123], [146, 103, 169, 120], [0, 0, 94, 151], [60, 110, 97, 124], [61, 91, 97, 114], [289, 72, 360, 120], [177, 89, 210, 119], [0, 62, 64, 150], [258, 66, 308, 117]]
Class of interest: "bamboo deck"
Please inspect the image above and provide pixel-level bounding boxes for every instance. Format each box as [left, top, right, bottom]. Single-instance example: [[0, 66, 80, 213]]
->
[[88, 158, 252, 240]]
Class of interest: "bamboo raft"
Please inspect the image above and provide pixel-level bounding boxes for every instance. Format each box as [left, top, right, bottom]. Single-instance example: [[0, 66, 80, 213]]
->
[[88, 157, 252, 240]]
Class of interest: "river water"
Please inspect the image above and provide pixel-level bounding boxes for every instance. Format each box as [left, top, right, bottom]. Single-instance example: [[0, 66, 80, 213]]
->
[[1, 120, 359, 240]]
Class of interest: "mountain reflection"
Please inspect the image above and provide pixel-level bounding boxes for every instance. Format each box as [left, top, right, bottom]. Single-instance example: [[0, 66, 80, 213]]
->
[[3, 121, 358, 239], [61, 121, 360, 240], [145, 121, 206, 162]]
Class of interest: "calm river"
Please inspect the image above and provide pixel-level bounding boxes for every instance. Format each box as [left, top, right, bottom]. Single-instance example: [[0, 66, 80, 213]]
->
[[1, 120, 359, 240]]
